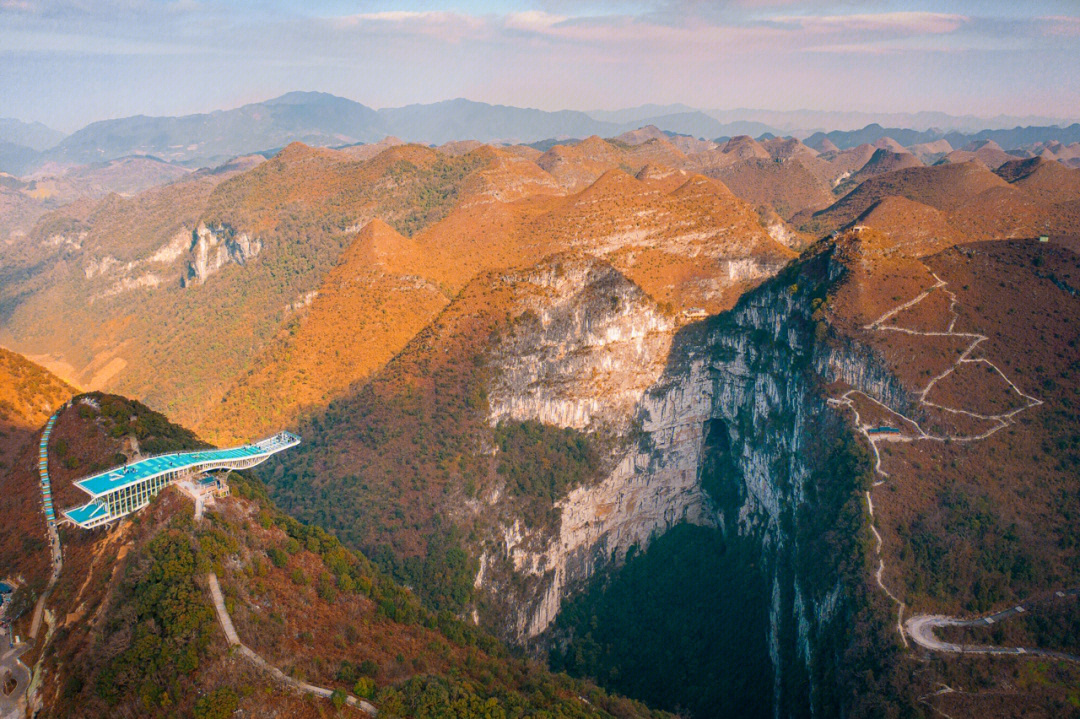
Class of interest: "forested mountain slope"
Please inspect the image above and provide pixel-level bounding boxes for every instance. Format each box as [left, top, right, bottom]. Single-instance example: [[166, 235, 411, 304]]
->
[[1, 389, 666, 719]]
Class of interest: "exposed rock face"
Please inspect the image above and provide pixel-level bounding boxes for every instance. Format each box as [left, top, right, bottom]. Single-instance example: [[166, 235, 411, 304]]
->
[[81, 229, 196, 299], [765, 219, 801, 249], [84, 255, 120, 279], [477, 247, 898, 716], [478, 261, 714, 638], [183, 222, 262, 286], [487, 262, 676, 434], [102, 273, 163, 297], [148, 229, 193, 264]]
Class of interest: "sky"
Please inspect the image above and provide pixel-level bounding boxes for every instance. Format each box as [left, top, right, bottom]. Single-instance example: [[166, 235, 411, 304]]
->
[[2, 0, 1078, 132]]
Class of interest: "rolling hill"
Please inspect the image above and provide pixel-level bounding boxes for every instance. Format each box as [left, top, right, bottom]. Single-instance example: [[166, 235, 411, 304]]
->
[[0, 118, 64, 151], [46, 92, 388, 168], [18, 94, 1078, 179], [803, 161, 1015, 231], [833, 148, 924, 194], [699, 143, 837, 220], [377, 98, 616, 145], [939, 140, 1016, 169], [802, 157, 1080, 243], [260, 215, 1080, 718]]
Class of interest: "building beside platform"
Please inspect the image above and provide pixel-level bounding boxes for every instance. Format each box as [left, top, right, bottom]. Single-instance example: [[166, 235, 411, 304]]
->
[[62, 431, 299, 528]]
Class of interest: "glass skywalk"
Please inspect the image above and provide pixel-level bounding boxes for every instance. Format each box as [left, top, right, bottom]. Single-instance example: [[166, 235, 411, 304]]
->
[[62, 431, 300, 528]]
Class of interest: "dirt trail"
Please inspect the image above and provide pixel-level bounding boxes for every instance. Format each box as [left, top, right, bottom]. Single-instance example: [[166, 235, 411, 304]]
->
[[206, 573, 376, 714], [829, 266, 1042, 649]]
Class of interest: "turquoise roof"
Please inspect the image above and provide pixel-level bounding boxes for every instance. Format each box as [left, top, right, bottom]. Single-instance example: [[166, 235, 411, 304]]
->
[[74, 433, 299, 498], [63, 502, 109, 525]]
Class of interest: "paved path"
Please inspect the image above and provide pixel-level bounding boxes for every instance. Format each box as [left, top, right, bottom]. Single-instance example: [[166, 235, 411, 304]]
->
[[30, 411, 64, 640], [828, 264, 1043, 648], [0, 632, 30, 719], [906, 588, 1080, 661], [206, 574, 375, 714]]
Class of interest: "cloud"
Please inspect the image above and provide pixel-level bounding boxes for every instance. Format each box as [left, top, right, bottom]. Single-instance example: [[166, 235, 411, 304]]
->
[[0, 27, 216, 55], [505, 10, 569, 32], [0, 0, 204, 17], [802, 41, 958, 56], [769, 11, 969, 35], [333, 10, 487, 42], [320, 7, 972, 55]]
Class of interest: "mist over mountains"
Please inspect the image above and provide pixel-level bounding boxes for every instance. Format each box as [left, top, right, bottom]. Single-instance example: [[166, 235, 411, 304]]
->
[[1, 91, 1077, 175]]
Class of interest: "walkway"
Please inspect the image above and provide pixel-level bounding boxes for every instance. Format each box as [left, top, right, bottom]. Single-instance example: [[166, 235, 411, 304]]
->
[[828, 264, 1043, 649], [30, 411, 63, 640], [205, 574, 375, 714]]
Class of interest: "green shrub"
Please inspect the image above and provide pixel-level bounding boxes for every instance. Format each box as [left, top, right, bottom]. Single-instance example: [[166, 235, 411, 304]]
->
[[267, 547, 288, 568], [93, 530, 215, 706], [353, 677, 376, 699], [316, 572, 338, 603], [194, 687, 239, 719]]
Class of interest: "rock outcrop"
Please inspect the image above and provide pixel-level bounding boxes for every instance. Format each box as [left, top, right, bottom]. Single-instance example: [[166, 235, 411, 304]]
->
[[183, 222, 262, 286]]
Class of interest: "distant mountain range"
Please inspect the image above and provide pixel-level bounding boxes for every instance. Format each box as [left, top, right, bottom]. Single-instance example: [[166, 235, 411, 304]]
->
[[591, 105, 1074, 134], [704, 108, 1075, 134], [0, 93, 772, 172], [0, 118, 65, 151], [804, 123, 1080, 152], [1, 92, 1077, 175], [0, 118, 69, 175]]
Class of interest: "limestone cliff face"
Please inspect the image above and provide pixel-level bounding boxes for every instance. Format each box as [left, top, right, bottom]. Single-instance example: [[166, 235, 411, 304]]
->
[[183, 222, 262, 286], [80, 229, 191, 299], [487, 261, 676, 435], [475, 247, 897, 716], [477, 261, 715, 638]]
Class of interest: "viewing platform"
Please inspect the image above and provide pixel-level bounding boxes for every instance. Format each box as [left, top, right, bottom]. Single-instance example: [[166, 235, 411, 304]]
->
[[62, 431, 300, 529]]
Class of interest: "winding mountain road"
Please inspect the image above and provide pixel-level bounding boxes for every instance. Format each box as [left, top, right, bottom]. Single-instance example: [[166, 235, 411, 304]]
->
[[906, 588, 1080, 661], [830, 262, 1048, 654]]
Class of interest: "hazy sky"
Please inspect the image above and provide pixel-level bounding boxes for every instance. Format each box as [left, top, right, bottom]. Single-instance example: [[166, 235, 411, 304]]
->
[[2, 0, 1078, 132]]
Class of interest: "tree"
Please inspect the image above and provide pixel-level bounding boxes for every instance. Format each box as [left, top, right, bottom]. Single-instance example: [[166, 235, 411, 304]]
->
[[194, 688, 239, 719]]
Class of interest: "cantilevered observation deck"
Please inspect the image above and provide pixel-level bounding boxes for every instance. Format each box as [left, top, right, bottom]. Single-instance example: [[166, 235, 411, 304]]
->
[[62, 431, 300, 528]]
